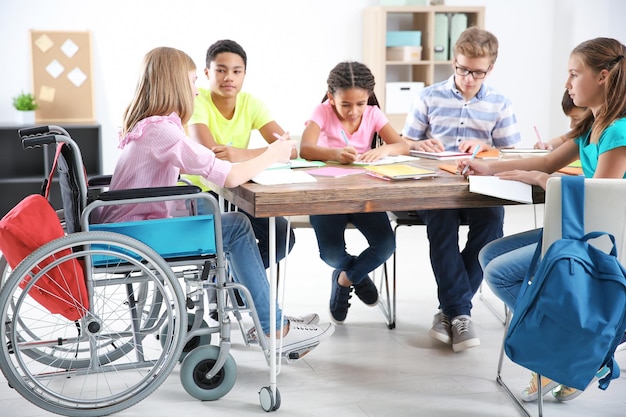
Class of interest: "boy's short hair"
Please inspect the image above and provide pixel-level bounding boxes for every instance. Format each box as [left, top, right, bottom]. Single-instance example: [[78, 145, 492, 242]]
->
[[205, 39, 247, 69], [453, 27, 499, 64]]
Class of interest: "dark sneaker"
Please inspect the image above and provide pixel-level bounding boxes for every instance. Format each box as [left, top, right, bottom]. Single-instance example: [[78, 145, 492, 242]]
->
[[353, 276, 378, 306], [450, 315, 480, 352], [428, 311, 452, 345], [329, 269, 352, 324]]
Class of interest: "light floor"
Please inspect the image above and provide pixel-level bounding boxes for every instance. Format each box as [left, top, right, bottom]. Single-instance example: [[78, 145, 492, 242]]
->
[[2, 205, 625, 417]]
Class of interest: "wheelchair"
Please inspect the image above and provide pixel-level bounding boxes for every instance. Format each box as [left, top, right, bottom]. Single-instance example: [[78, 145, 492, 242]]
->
[[0, 126, 290, 416]]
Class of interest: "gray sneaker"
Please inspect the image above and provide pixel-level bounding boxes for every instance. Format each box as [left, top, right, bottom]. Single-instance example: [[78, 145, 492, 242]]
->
[[451, 315, 480, 352], [428, 311, 452, 345]]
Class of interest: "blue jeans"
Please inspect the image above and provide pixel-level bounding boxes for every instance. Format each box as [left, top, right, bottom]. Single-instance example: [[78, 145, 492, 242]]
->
[[221, 211, 286, 334], [309, 212, 395, 285], [479, 228, 542, 311], [417, 207, 504, 318], [196, 192, 295, 269]]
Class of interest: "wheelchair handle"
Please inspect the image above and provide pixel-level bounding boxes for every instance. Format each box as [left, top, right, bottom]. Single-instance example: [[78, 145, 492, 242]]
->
[[22, 134, 59, 149], [18, 125, 51, 137]]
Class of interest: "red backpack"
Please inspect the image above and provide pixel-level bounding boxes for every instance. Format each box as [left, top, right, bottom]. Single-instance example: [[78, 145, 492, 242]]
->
[[0, 144, 89, 321]]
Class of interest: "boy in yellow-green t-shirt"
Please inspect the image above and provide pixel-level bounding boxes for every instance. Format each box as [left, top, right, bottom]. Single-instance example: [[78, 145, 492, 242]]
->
[[188, 39, 295, 268]]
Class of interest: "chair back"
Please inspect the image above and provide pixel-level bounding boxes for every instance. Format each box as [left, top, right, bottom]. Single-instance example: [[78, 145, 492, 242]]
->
[[542, 177, 626, 263]]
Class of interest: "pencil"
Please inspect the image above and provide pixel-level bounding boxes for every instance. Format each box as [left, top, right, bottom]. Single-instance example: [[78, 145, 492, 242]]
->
[[533, 125, 544, 148]]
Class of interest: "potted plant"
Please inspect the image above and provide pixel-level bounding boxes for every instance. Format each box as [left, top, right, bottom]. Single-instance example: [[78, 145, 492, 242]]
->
[[12, 91, 38, 125]]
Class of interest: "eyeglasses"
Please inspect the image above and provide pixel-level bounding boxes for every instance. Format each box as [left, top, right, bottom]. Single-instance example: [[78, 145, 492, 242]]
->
[[454, 65, 490, 79]]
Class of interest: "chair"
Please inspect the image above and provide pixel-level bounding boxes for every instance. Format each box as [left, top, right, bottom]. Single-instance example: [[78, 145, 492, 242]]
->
[[496, 177, 626, 417], [0, 126, 287, 415]]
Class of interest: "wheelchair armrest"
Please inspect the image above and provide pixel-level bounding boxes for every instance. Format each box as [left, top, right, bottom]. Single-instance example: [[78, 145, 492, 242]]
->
[[88, 175, 112, 188], [97, 185, 202, 201]]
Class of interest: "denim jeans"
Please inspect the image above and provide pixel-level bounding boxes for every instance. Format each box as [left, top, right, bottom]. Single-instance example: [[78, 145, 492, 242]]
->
[[221, 211, 286, 335], [478, 228, 542, 311], [196, 193, 295, 269], [309, 212, 395, 285], [416, 207, 504, 318]]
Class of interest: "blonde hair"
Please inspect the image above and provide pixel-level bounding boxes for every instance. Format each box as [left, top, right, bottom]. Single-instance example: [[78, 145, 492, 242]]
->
[[453, 27, 499, 65], [122, 47, 196, 137], [569, 38, 626, 144]]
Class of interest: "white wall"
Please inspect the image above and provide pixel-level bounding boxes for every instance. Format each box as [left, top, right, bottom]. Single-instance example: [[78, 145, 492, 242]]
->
[[1, 0, 625, 174]]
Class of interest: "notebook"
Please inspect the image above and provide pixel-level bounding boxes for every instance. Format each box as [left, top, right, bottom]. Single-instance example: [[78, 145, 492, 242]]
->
[[365, 164, 437, 180], [307, 166, 365, 178], [409, 150, 472, 160], [468, 176, 533, 204]]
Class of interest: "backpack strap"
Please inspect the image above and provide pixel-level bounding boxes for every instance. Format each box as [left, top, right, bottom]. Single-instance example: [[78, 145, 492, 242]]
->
[[560, 176, 585, 239]]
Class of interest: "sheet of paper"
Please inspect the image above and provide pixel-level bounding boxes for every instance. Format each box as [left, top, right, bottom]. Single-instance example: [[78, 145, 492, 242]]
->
[[353, 155, 420, 166], [409, 150, 472, 160], [252, 169, 317, 185], [308, 167, 365, 177], [468, 176, 533, 204]]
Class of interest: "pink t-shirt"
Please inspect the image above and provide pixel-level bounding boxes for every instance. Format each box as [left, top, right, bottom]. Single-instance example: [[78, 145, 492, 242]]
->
[[309, 101, 388, 154], [97, 113, 232, 223]]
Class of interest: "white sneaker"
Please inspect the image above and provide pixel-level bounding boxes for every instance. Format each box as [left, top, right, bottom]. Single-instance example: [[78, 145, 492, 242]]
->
[[280, 322, 335, 354], [246, 313, 320, 344]]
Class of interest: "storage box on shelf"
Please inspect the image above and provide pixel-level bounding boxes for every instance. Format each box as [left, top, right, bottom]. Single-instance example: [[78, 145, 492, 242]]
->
[[363, 5, 484, 131], [0, 124, 102, 217]]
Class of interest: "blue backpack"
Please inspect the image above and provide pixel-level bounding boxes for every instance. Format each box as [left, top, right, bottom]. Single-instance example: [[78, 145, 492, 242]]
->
[[504, 176, 626, 391]]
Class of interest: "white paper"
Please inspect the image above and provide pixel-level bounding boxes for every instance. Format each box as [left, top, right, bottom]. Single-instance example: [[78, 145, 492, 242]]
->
[[61, 38, 79, 58], [353, 155, 420, 166], [252, 169, 317, 185], [468, 176, 533, 204], [67, 67, 87, 87], [46, 59, 64, 78]]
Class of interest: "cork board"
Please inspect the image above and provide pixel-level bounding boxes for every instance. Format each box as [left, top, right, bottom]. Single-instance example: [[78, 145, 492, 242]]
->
[[30, 30, 94, 123]]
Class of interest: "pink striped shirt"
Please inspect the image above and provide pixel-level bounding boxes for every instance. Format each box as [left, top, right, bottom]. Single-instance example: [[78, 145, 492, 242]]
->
[[97, 113, 232, 223]]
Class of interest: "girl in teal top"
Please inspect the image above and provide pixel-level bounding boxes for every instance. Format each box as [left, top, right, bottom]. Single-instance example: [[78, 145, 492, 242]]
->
[[462, 37, 626, 403]]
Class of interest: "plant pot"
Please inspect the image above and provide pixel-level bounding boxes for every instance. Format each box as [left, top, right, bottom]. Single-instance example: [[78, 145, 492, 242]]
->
[[18, 110, 36, 126]]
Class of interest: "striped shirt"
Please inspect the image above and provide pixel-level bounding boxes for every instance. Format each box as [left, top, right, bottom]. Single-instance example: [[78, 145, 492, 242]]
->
[[402, 76, 521, 150], [97, 113, 232, 223]]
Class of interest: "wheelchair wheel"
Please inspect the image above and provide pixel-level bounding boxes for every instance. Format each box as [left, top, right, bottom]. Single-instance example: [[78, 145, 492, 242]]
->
[[0, 255, 11, 288], [0, 231, 187, 417], [180, 345, 237, 401]]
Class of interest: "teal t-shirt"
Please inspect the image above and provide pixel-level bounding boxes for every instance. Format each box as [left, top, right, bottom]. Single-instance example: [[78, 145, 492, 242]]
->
[[575, 118, 626, 178]]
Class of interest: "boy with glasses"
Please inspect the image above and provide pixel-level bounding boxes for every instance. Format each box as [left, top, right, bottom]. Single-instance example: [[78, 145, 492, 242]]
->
[[402, 27, 521, 352]]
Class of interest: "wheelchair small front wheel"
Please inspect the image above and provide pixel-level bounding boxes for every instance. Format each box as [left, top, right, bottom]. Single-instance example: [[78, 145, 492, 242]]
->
[[259, 386, 281, 411], [180, 345, 237, 401]]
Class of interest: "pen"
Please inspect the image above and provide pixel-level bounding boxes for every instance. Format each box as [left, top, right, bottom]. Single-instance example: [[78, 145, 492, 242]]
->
[[533, 125, 544, 148], [461, 144, 481, 176], [340, 130, 350, 146], [226, 141, 233, 146]]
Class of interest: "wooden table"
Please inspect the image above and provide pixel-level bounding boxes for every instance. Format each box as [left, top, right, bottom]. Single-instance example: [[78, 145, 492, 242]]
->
[[211, 159, 544, 407], [216, 160, 544, 218]]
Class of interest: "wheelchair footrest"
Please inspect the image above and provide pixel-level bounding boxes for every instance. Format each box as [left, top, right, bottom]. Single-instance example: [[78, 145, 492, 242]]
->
[[283, 342, 320, 362]]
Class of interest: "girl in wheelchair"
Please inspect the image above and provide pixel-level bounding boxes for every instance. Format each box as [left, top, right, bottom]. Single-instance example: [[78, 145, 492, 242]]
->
[[96, 46, 334, 355]]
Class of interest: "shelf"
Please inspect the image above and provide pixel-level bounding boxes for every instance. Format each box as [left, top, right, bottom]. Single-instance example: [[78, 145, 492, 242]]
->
[[363, 5, 484, 132]]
